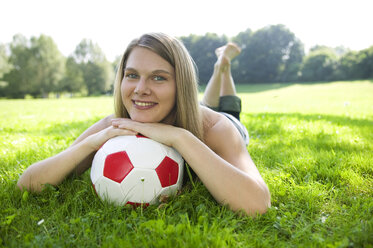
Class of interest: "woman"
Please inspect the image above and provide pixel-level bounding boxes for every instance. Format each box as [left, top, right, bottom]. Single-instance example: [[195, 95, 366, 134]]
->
[[17, 33, 270, 216]]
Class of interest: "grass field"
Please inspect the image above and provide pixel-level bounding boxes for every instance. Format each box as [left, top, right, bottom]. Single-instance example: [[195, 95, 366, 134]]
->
[[0, 81, 372, 247]]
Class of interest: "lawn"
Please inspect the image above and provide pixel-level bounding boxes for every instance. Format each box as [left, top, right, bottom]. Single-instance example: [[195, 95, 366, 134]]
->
[[0, 80, 372, 247]]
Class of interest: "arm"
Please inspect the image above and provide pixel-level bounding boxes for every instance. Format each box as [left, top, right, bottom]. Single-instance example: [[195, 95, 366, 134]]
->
[[17, 115, 136, 192], [190, 117, 271, 215], [112, 118, 271, 216], [70, 115, 114, 175]]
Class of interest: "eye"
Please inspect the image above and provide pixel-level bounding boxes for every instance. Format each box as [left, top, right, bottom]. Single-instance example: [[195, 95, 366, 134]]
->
[[125, 73, 138, 79], [153, 75, 166, 81]]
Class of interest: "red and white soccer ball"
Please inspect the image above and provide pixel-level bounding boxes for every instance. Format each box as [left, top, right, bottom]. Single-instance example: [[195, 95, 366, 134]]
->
[[91, 135, 184, 206]]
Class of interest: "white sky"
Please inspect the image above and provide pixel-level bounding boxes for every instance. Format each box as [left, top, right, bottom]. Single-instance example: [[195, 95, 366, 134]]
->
[[1, 0, 372, 61]]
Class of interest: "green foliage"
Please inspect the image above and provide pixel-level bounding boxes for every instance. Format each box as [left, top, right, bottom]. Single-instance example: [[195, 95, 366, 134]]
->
[[0, 44, 11, 79], [301, 47, 338, 82], [59, 57, 86, 94], [238, 24, 304, 83], [1, 81, 372, 247], [2, 34, 65, 98], [334, 51, 360, 80], [1, 28, 373, 98], [181, 25, 305, 84], [0, 36, 113, 98], [231, 28, 252, 47], [29, 35, 66, 97], [73, 39, 114, 96], [180, 33, 228, 84], [0, 44, 12, 98], [355, 46, 373, 79], [2, 34, 33, 98]]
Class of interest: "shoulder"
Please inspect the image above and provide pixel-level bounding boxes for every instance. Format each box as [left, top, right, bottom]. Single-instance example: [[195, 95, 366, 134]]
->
[[201, 106, 246, 155], [200, 107, 259, 176]]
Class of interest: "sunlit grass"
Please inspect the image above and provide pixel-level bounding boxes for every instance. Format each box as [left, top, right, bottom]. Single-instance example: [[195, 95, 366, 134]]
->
[[1, 81, 372, 247]]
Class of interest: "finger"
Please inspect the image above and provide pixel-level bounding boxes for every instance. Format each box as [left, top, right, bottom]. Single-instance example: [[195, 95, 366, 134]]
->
[[112, 120, 132, 129], [111, 119, 120, 125], [111, 118, 129, 125], [104, 126, 135, 137], [112, 127, 137, 136], [118, 123, 141, 132]]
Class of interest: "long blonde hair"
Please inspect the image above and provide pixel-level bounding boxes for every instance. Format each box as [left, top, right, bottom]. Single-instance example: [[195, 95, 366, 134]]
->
[[114, 33, 204, 141]]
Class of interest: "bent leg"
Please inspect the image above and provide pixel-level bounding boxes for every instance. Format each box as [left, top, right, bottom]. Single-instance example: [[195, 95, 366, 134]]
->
[[202, 42, 241, 109], [201, 63, 222, 109]]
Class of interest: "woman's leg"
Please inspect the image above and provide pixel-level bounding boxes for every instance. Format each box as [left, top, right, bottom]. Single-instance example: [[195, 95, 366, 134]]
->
[[202, 43, 241, 108]]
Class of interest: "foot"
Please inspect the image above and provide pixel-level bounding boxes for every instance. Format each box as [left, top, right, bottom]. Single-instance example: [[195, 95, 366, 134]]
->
[[215, 42, 241, 61], [214, 42, 241, 71]]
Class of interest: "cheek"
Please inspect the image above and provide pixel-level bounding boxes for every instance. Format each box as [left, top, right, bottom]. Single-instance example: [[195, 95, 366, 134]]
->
[[121, 81, 131, 97], [170, 83, 177, 103], [120, 80, 126, 94], [120, 81, 131, 106]]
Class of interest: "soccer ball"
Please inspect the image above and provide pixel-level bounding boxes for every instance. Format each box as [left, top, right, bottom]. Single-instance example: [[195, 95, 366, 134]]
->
[[90, 135, 184, 206]]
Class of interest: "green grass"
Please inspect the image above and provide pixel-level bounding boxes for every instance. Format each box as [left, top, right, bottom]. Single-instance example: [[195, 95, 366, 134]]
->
[[1, 80, 372, 247]]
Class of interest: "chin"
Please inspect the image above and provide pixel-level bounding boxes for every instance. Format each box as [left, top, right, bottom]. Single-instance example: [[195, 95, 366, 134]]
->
[[130, 115, 158, 123]]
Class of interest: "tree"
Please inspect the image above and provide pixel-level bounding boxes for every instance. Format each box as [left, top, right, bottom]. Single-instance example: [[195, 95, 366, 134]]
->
[[232, 28, 252, 48], [2, 34, 65, 98], [180, 33, 227, 84], [231, 29, 252, 82], [300, 46, 337, 82], [334, 51, 359, 80], [29, 34, 65, 97], [0, 43, 12, 97], [355, 46, 373, 79], [0, 44, 12, 79], [73, 39, 113, 95], [58, 56, 85, 95], [235, 25, 304, 83], [3, 34, 33, 98], [278, 38, 304, 82]]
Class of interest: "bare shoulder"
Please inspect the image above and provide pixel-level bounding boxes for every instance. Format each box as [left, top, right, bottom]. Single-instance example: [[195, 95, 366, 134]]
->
[[201, 107, 261, 176], [201, 106, 246, 157]]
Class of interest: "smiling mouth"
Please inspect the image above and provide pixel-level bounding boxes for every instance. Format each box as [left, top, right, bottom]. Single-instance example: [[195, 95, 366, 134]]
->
[[132, 100, 158, 108]]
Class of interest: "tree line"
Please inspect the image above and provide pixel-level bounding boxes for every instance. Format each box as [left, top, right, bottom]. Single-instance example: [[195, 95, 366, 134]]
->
[[0, 24, 372, 98], [180, 25, 373, 84], [0, 35, 114, 98]]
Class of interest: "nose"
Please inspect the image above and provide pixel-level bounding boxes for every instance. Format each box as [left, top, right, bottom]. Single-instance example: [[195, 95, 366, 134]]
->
[[134, 78, 151, 95]]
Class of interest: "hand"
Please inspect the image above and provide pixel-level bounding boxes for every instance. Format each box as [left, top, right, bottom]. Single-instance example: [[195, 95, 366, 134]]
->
[[111, 118, 183, 147], [84, 125, 138, 151]]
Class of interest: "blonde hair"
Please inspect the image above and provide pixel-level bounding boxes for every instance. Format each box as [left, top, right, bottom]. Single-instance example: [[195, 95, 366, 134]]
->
[[114, 33, 204, 141]]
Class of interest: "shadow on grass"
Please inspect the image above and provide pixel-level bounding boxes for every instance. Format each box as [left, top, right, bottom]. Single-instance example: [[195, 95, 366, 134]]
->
[[234, 79, 373, 93], [235, 83, 293, 93], [242, 111, 372, 183], [198, 83, 293, 94], [241, 112, 373, 219], [243, 112, 372, 136]]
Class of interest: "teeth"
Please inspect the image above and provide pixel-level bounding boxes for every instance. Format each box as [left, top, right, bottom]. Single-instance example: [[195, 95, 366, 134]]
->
[[135, 101, 155, 107]]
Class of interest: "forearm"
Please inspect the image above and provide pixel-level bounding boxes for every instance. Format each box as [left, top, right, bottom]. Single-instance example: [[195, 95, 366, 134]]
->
[[17, 139, 95, 192], [174, 130, 270, 215], [110, 118, 270, 215]]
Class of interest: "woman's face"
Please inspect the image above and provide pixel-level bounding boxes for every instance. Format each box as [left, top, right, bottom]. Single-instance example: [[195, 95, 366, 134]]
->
[[121, 47, 176, 124]]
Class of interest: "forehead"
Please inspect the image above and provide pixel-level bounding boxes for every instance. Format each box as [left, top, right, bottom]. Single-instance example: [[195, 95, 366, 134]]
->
[[126, 47, 174, 72]]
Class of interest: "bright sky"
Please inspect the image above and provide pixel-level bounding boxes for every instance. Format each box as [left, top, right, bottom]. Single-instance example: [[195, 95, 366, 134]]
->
[[1, 0, 372, 61]]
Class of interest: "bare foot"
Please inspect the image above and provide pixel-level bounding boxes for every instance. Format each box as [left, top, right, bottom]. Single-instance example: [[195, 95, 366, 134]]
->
[[215, 42, 241, 61], [215, 45, 226, 58], [215, 42, 241, 71]]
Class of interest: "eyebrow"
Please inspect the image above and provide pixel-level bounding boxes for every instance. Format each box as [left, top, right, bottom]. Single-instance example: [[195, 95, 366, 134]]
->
[[124, 67, 173, 76]]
